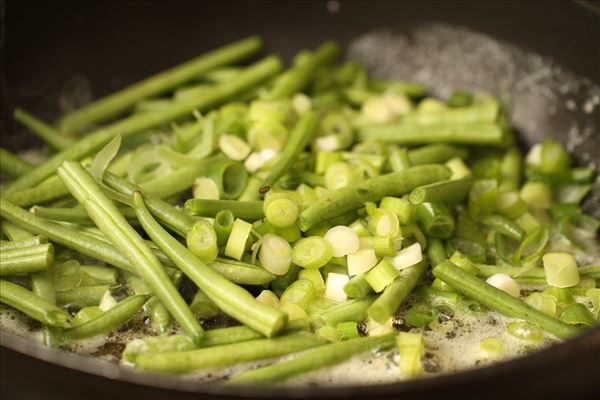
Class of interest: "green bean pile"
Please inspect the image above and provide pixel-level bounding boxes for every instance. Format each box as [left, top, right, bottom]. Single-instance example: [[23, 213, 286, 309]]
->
[[1, 36, 599, 383]]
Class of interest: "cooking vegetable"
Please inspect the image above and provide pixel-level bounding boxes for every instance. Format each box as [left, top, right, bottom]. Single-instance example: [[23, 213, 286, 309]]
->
[[1, 36, 597, 385]]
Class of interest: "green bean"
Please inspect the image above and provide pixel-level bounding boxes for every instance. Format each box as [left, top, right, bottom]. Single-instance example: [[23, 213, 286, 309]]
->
[[56, 285, 110, 308], [58, 37, 262, 133], [499, 147, 522, 192], [4, 56, 282, 195], [427, 238, 447, 267], [344, 274, 374, 299], [315, 297, 376, 326], [189, 289, 219, 318], [229, 334, 394, 384], [80, 265, 118, 286], [408, 144, 468, 165], [357, 122, 506, 146], [101, 170, 194, 238], [404, 101, 500, 124], [139, 156, 221, 199], [0, 243, 54, 277], [133, 192, 287, 337], [432, 261, 581, 339], [266, 42, 340, 100], [0, 279, 71, 328], [125, 319, 309, 363], [185, 199, 264, 221], [123, 272, 171, 334], [387, 146, 411, 172], [1, 220, 34, 240], [62, 294, 150, 341], [447, 91, 473, 107], [415, 202, 455, 239], [134, 334, 327, 373], [474, 264, 599, 283], [1, 198, 137, 274], [4, 175, 70, 207], [298, 165, 451, 231], [58, 162, 204, 344], [481, 214, 525, 241], [214, 210, 235, 246], [260, 111, 318, 192], [14, 108, 75, 150], [409, 178, 473, 205], [209, 257, 276, 285], [32, 205, 139, 225], [0, 147, 33, 177], [30, 270, 61, 347], [0, 235, 47, 251], [468, 179, 498, 218], [368, 260, 427, 323]]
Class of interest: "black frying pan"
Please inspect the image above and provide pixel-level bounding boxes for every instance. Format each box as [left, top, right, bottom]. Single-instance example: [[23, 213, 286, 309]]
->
[[1, 1, 599, 399]]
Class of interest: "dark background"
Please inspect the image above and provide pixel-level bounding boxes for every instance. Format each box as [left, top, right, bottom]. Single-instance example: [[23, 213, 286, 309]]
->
[[1, 1, 600, 400], [1, 0, 599, 150]]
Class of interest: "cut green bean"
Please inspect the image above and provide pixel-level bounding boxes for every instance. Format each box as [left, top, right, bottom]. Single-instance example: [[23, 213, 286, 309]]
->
[[415, 202, 455, 239], [0, 235, 48, 251], [266, 42, 340, 100], [432, 261, 581, 339], [344, 273, 374, 299], [358, 122, 506, 146], [138, 156, 220, 199], [134, 334, 326, 373], [427, 238, 447, 267], [101, 170, 194, 237], [408, 144, 468, 166], [260, 111, 318, 192], [30, 270, 60, 347], [185, 199, 264, 221], [316, 296, 376, 326], [62, 294, 150, 341], [58, 37, 262, 133], [3, 175, 69, 207], [0, 243, 54, 277], [133, 192, 287, 337], [230, 334, 394, 384], [481, 215, 525, 241], [58, 161, 204, 343], [409, 178, 472, 205], [123, 272, 171, 333], [80, 265, 118, 286], [56, 286, 110, 309], [299, 165, 451, 231], [14, 108, 75, 150], [0, 147, 33, 177], [4, 56, 282, 195], [32, 205, 138, 224], [1, 198, 137, 273], [368, 260, 427, 323], [208, 257, 275, 285], [0, 280, 71, 328]]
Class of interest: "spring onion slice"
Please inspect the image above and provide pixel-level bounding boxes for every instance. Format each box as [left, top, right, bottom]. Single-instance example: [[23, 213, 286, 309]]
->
[[542, 253, 580, 288], [258, 234, 293, 275], [292, 236, 333, 269], [324, 225, 360, 257], [224, 218, 253, 261], [186, 220, 219, 264]]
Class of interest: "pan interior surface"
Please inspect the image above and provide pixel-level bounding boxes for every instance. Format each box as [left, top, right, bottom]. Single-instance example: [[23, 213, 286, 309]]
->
[[1, 1, 599, 399]]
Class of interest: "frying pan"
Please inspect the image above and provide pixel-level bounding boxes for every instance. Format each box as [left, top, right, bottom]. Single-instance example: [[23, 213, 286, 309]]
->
[[1, 1, 599, 399]]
